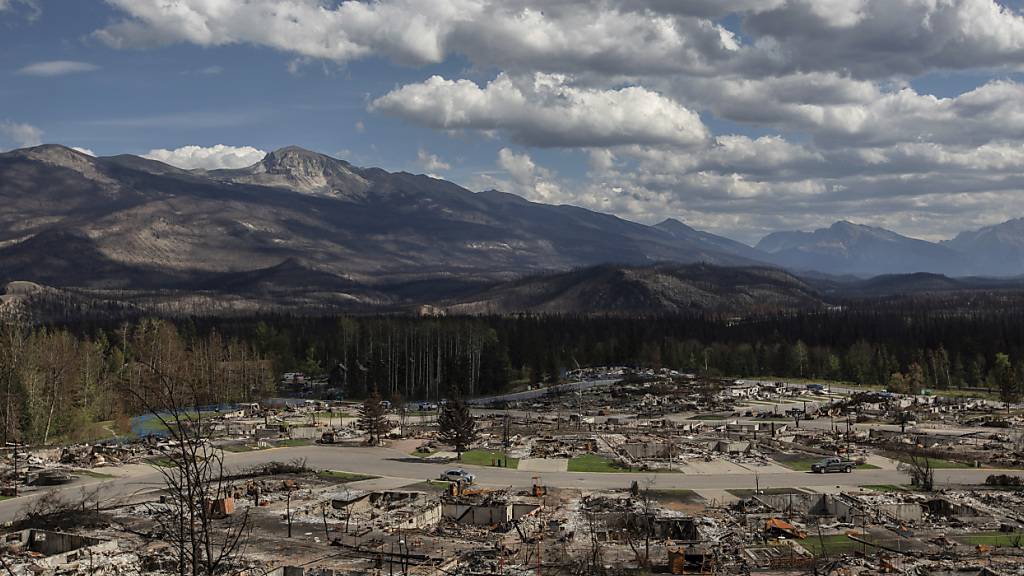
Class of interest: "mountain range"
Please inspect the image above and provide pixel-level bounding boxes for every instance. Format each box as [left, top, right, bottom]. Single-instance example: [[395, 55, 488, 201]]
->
[[3, 143, 1024, 316]]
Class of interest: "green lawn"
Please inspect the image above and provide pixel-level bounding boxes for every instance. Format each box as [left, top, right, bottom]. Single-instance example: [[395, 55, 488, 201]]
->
[[567, 454, 627, 473], [459, 449, 519, 469], [777, 458, 879, 472], [274, 438, 313, 448], [956, 532, 1024, 547], [317, 470, 378, 483], [896, 456, 972, 469], [801, 534, 867, 556], [685, 414, 730, 420], [222, 443, 266, 453]]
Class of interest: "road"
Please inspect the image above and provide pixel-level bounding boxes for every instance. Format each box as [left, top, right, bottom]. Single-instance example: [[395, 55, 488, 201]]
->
[[1, 444, 1017, 524]]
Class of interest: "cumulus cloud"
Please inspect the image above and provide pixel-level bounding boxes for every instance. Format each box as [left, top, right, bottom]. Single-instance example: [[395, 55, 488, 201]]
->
[[371, 73, 708, 148], [742, 0, 1024, 77], [494, 148, 566, 203], [97, 0, 1024, 80], [89, 0, 1024, 240], [71, 147, 96, 157], [143, 144, 266, 170], [0, 120, 43, 149], [18, 60, 99, 76], [416, 148, 450, 172]]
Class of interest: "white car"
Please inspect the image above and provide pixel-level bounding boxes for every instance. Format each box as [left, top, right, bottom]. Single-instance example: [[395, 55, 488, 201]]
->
[[439, 468, 476, 484]]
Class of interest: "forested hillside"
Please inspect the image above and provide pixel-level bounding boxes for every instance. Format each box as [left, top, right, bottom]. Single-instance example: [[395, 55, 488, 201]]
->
[[4, 303, 1024, 446]]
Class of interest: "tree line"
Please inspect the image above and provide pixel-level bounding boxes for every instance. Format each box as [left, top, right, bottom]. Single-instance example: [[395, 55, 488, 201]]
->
[[6, 305, 1024, 445], [0, 319, 273, 446]]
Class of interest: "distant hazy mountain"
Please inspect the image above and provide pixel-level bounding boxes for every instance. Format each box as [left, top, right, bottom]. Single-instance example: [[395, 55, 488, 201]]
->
[[943, 218, 1024, 276], [756, 221, 971, 277], [0, 144, 761, 309], [443, 263, 824, 316]]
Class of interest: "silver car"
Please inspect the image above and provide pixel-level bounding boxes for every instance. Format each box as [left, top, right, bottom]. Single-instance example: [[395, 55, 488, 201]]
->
[[440, 468, 476, 483]]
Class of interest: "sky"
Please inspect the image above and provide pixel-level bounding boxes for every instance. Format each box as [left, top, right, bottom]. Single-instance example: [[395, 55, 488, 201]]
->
[[3, 1, 1024, 244]]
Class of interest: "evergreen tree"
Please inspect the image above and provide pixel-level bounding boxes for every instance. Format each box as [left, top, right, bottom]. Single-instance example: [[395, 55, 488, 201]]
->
[[994, 353, 1018, 410], [438, 395, 477, 459], [357, 387, 389, 445]]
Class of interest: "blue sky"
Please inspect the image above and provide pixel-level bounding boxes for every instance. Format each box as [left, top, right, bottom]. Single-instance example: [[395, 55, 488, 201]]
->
[[4, 0, 1024, 244]]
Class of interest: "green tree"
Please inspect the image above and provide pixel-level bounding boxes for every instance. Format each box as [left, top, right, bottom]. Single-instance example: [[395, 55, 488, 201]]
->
[[993, 353, 1018, 411], [438, 396, 477, 459]]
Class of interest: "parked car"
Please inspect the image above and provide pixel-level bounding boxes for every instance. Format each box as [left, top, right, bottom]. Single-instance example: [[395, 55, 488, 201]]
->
[[439, 468, 476, 484], [810, 457, 855, 473]]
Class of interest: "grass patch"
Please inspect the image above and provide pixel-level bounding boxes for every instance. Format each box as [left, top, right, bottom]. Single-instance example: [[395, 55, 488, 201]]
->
[[459, 449, 519, 469], [317, 470, 377, 483], [777, 458, 879, 472], [567, 454, 628, 473], [222, 443, 265, 453], [147, 457, 176, 468], [895, 456, 972, 469], [274, 438, 313, 448], [801, 534, 866, 557], [956, 532, 1024, 547]]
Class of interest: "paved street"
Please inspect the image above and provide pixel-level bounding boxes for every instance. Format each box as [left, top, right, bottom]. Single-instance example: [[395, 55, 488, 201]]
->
[[0, 444, 1016, 524]]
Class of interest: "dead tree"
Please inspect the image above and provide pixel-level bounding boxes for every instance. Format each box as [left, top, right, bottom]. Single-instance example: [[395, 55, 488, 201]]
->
[[897, 451, 935, 491], [128, 323, 251, 576]]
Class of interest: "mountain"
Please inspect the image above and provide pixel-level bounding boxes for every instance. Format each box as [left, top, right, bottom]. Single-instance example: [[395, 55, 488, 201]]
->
[[755, 221, 971, 277], [442, 263, 824, 316], [0, 144, 763, 310], [943, 218, 1024, 276], [654, 218, 764, 262]]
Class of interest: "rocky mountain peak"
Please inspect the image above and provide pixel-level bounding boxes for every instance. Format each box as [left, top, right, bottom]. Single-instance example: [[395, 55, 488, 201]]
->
[[225, 146, 371, 198]]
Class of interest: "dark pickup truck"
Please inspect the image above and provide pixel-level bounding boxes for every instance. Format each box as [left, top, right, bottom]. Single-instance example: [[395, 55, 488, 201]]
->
[[810, 457, 855, 473]]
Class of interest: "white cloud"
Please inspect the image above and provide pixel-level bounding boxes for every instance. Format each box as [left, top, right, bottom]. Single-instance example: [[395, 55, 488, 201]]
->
[[493, 148, 565, 203], [0, 120, 43, 149], [0, 0, 39, 19], [741, 0, 1024, 77], [17, 60, 99, 77], [416, 148, 450, 172], [371, 73, 708, 148], [71, 147, 96, 157], [143, 144, 266, 170], [96, 0, 1024, 80], [86, 0, 1024, 241]]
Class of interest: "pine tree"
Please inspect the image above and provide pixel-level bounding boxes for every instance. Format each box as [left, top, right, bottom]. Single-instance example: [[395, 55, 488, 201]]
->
[[357, 387, 389, 445], [438, 396, 477, 459], [994, 353, 1018, 411]]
